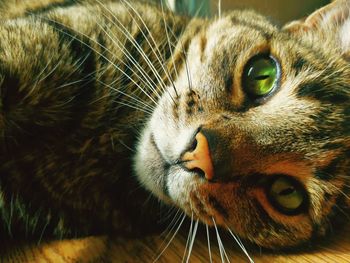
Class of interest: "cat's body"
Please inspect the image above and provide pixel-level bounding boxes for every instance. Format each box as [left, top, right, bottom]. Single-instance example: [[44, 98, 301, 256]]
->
[[0, 0, 349, 251], [0, 0, 188, 238]]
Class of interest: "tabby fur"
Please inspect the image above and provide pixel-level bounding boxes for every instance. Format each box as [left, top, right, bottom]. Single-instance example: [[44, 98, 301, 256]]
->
[[0, 0, 349, 250]]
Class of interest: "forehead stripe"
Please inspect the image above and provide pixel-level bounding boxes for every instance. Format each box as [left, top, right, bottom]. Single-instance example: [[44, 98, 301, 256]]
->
[[315, 156, 344, 181], [297, 82, 349, 103], [291, 56, 308, 75], [230, 17, 273, 40], [208, 194, 229, 219]]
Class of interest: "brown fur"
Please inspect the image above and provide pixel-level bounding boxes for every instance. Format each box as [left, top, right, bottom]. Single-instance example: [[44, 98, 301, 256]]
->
[[0, 0, 349, 251], [0, 0, 189, 238]]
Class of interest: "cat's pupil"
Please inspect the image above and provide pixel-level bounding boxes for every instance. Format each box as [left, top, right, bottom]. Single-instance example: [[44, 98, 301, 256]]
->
[[278, 187, 295, 196], [254, 75, 270, 81]]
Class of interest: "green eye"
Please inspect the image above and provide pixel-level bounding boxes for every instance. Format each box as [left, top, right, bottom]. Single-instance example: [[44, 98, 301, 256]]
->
[[268, 177, 306, 214], [242, 56, 279, 98]]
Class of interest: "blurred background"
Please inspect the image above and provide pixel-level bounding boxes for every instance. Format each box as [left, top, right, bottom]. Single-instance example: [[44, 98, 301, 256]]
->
[[162, 0, 330, 24]]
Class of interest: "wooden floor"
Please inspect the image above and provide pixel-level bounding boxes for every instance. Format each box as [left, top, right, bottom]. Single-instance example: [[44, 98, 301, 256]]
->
[[1, 222, 350, 262]]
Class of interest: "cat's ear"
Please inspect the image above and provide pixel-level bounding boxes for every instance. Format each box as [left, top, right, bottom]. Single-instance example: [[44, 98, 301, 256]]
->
[[283, 0, 350, 58]]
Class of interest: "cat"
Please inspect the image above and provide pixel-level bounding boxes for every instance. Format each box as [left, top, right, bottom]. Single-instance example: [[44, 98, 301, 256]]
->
[[0, 0, 349, 253]]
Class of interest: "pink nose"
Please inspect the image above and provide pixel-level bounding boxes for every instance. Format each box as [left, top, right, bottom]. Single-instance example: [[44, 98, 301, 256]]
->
[[182, 132, 214, 180]]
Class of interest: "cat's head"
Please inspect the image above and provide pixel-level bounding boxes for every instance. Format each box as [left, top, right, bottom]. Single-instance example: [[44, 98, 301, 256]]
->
[[135, 0, 350, 249]]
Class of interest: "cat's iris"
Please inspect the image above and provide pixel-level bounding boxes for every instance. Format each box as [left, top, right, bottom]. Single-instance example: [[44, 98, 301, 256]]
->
[[242, 56, 279, 98], [268, 176, 306, 215]]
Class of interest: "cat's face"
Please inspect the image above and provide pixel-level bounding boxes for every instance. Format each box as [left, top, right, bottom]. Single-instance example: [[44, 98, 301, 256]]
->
[[135, 1, 350, 249]]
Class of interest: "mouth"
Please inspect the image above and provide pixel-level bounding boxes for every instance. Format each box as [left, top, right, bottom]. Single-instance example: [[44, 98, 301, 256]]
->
[[150, 133, 171, 197], [148, 132, 224, 223], [150, 133, 167, 163]]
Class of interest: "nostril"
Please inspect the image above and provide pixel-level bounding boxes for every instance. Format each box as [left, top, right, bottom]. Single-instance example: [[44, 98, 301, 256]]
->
[[181, 131, 214, 180], [191, 167, 206, 178], [186, 127, 201, 153], [188, 137, 198, 152]]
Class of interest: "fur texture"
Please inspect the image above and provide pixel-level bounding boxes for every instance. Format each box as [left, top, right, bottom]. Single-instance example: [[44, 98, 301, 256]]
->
[[0, 0, 349, 250]]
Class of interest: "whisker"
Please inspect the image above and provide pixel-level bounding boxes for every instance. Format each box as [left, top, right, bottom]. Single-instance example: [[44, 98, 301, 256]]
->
[[212, 218, 225, 263], [153, 212, 187, 263], [160, 0, 179, 82], [333, 204, 350, 220], [55, 52, 98, 89], [161, 15, 193, 94], [6, 195, 14, 238], [226, 226, 254, 263], [212, 219, 231, 263], [185, 219, 199, 263], [120, 0, 178, 97], [315, 172, 350, 201], [165, 23, 193, 93], [24, 55, 56, 99], [160, 208, 182, 237], [95, 0, 169, 98], [216, 229, 230, 262], [336, 188, 350, 200], [192, 1, 207, 17], [38, 215, 50, 245], [97, 80, 155, 113], [206, 224, 213, 263], [23, 59, 62, 101], [184, 55, 193, 91], [93, 89, 154, 115], [56, 77, 92, 89], [37, 15, 159, 108], [182, 212, 194, 263], [116, 101, 153, 115], [161, 203, 181, 220], [117, 139, 135, 153], [94, 15, 163, 101]]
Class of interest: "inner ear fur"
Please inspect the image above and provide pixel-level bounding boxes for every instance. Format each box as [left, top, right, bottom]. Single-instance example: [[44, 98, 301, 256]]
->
[[283, 0, 350, 58]]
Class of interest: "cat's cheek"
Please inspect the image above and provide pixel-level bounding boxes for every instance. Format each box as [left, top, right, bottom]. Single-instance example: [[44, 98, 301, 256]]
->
[[166, 167, 208, 218], [252, 189, 313, 237], [134, 130, 172, 204], [166, 167, 194, 208], [166, 170, 231, 226], [193, 183, 315, 248]]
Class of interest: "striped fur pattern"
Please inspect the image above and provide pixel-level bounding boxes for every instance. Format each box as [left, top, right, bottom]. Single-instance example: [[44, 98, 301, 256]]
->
[[0, 0, 187, 239], [0, 0, 348, 252]]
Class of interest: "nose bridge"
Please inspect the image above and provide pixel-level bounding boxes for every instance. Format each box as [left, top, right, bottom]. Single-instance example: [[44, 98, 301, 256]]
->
[[180, 125, 261, 181], [181, 131, 214, 180]]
